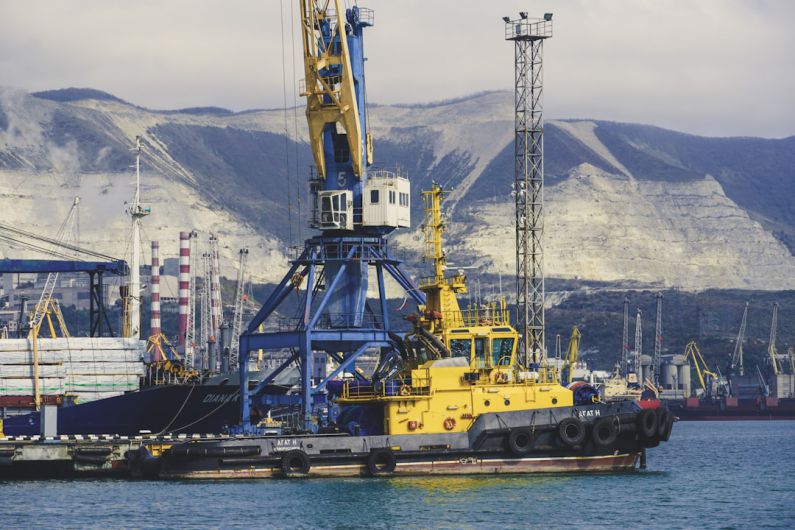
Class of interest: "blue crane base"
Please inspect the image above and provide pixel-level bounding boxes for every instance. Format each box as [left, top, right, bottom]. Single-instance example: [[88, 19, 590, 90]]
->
[[236, 235, 424, 432]]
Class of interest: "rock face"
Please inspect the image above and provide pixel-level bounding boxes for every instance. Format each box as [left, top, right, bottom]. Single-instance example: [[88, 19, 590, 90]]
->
[[1, 87, 793, 289], [449, 164, 795, 290]]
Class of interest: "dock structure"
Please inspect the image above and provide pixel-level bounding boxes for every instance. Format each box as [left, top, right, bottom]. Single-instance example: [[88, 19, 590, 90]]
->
[[0, 432, 240, 478]]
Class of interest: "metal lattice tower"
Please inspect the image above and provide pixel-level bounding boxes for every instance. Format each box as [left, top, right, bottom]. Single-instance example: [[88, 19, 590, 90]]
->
[[634, 309, 643, 378], [184, 231, 198, 368], [505, 13, 552, 366], [199, 252, 211, 370], [653, 292, 663, 386]]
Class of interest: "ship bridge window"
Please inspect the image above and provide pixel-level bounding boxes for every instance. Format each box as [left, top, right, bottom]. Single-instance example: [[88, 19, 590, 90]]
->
[[370, 190, 379, 204], [491, 337, 514, 366], [321, 195, 333, 224], [449, 338, 472, 359], [474, 337, 487, 368]]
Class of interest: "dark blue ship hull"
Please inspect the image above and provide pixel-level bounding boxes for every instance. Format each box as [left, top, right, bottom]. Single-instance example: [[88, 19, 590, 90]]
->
[[3, 383, 287, 436]]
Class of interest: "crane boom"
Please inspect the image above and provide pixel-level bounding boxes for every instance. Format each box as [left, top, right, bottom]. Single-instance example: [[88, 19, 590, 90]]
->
[[562, 326, 581, 385], [28, 197, 80, 335], [684, 341, 717, 396], [768, 303, 781, 375], [300, 0, 371, 179], [731, 302, 749, 377], [229, 248, 249, 371]]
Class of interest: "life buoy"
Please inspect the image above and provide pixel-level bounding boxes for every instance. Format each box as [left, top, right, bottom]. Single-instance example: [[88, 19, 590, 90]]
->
[[443, 417, 457, 431], [494, 371, 509, 384], [591, 416, 618, 447], [557, 417, 586, 447], [399, 385, 412, 397], [507, 427, 535, 456], [280, 450, 311, 478], [367, 449, 397, 476]]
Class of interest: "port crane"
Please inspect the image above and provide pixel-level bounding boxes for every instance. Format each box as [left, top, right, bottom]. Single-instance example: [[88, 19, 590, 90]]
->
[[683, 341, 717, 397], [229, 248, 249, 371], [561, 326, 581, 385], [236, 0, 421, 431], [730, 302, 749, 377], [767, 303, 782, 375]]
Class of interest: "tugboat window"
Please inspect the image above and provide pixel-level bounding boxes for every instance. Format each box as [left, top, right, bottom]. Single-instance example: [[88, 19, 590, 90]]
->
[[370, 190, 379, 204], [474, 337, 487, 368], [491, 337, 514, 366], [449, 338, 472, 359]]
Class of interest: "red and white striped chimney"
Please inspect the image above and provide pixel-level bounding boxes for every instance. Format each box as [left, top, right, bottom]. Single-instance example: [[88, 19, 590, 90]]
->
[[177, 231, 191, 348], [150, 240, 162, 361]]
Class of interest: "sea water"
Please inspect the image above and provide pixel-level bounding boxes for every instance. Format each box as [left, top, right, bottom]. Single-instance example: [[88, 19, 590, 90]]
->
[[1, 421, 793, 529]]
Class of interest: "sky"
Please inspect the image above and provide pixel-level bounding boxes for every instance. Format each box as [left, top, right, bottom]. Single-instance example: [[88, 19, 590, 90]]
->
[[1, 0, 793, 138]]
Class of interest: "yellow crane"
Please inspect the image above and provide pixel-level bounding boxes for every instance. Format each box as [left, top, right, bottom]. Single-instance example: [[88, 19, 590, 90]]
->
[[683, 341, 717, 396], [562, 326, 581, 385], [767, 303, 782, 375]]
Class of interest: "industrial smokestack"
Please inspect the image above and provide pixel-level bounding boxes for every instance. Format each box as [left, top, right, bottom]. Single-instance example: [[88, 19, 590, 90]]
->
[[150, 240, 162, 361], [177, 231, 191, 348]]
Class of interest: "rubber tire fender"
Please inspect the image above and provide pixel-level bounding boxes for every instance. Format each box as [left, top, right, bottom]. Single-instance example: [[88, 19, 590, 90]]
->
[[660, 414, 674, 442], [656, 408, 671, 438], [637, 409, 658, 440], [507, 427, 535, 456], [557, 417, 586, 447], [591, 416, 618, 447], [281, 450, 311, 478], [367, 449, 397, 476]]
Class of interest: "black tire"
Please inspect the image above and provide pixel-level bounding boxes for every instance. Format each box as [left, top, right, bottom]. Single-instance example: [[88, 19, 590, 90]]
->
[[507, 428, 535, 456], [367, 449, 397, 476], [660, 414, 674, 442], [591, 416, 618, 447], [281, 450, 310, 478], [558, 417, 586, 447], [637, 409, 658, 439], [656, 408, 671, 438]]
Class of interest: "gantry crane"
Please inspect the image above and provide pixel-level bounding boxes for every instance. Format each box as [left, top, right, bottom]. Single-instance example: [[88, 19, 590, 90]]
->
[[236, 0, 422, 432]]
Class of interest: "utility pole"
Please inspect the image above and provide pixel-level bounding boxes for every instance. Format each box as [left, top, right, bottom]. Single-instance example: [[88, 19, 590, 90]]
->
[[504, 12, 552, 366]]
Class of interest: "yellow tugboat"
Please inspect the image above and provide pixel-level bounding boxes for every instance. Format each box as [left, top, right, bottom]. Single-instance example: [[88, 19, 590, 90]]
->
[[136, 182, 673, 480], [126, 2, 673, 480]]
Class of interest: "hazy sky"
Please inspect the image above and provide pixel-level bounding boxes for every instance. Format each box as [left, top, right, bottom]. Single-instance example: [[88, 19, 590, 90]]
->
[[1, 0, 793, 137]]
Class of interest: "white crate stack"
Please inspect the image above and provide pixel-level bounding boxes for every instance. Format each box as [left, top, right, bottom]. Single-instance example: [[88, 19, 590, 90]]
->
[[0, 337, 146, 402]]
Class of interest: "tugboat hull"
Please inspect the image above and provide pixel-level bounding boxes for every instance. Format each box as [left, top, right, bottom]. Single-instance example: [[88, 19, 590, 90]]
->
[[133, 402, 669, 480]]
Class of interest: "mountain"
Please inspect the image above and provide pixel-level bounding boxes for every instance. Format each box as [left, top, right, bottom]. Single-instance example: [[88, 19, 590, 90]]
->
[[1, 87, 794, 290]]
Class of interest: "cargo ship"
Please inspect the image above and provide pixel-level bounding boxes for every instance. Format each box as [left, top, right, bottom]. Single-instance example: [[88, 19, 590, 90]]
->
[[1, 364, 298, 436]]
